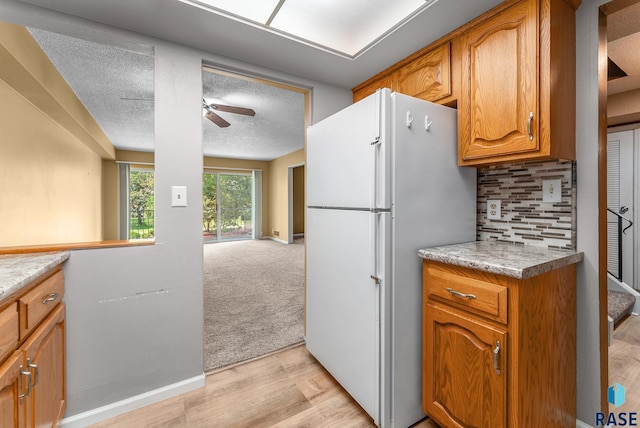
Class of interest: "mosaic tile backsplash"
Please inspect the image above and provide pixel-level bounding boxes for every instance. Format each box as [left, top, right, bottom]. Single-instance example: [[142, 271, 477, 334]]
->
[[476, 160, 577, 250]]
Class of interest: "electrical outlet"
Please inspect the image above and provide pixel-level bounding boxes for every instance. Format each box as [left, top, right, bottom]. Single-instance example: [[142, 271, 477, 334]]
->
[[542, 179, 562, 203], [487, 199, 501, 220], [273, 230, 279, 236]]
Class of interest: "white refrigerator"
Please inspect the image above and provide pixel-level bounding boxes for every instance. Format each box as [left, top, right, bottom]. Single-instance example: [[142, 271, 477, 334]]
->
[[305, 89, 476, 428]]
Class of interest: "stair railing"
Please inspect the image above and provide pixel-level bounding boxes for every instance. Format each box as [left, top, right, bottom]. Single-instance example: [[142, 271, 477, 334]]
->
[[607, 208, 633, 282]]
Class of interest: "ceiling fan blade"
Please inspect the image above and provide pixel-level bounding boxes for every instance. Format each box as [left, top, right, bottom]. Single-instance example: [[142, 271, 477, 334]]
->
[[205, 110, 230, 128], [209, 104, 256, 116]]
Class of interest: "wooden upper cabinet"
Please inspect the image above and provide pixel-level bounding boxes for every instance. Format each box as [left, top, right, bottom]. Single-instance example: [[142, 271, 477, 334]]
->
[[396, 42, 451, 103], [459, 0, 537, 163], [352, 74, 394, 103], [458, 0, 579, 166], [352, 41, 453, 105]]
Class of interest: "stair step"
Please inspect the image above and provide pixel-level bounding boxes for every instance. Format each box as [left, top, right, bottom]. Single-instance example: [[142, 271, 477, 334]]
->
[[609, 289, 635, 326]]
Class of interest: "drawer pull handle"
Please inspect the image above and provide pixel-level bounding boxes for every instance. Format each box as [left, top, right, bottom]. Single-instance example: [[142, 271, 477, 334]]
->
[[527, 111, 534, 141], [19, 366, 32, 402], [42, 293, 59, 304], [28, 359, 39, 387], [446, 288, 476, 300], [493, 341, 501, 375]]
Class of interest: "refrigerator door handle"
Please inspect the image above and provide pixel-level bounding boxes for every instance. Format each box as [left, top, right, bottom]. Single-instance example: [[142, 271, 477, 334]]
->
[[370, 90, 382, 211], [370, 139, 378, 211], [370, 211, 381, 286]]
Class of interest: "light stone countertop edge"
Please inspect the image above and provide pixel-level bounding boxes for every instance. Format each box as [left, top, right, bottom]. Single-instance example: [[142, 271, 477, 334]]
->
[[0, 251, 70, 303], [418, 241, 584, 279]]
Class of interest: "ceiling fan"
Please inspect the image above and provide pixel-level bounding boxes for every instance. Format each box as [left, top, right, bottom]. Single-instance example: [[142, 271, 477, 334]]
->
[[202, 99, 255, 128]]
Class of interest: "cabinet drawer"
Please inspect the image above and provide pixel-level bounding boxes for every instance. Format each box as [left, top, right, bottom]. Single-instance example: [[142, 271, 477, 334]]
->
[[425, 264, 507, 323], [0, 303, 19, 363], [19, 269, 64, 340]]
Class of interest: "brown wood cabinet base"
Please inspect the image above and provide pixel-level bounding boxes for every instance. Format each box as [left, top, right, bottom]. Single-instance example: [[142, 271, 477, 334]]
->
[[422, 260, 576, 427], [0, 266, 66, 428]]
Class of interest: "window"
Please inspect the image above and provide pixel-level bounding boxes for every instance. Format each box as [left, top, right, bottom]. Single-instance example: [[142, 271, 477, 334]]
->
[[119, 164, 155, 240], [203, 172, 253, 241]]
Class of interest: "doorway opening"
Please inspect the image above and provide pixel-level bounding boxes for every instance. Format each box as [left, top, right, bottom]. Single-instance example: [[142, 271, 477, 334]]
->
[[288, 163, 305, 244], [603, 0, 640, 415], [201, 66, 310, 372]]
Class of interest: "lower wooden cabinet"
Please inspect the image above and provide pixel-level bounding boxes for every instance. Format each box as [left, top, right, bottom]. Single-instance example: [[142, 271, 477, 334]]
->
[[0, 352, 24, 428], [422, 260, 576, 427], [23, 304, 65, 428], [0, 266, 66, 427], [425, 304, 506, 427]]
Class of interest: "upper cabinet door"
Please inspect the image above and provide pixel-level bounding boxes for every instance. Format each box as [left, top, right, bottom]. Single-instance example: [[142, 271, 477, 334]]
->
[[458, 0, 538, 164], [396, 42, 451, 103]]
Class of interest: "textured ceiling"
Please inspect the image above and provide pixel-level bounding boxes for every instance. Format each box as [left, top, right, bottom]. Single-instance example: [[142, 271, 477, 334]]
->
[[28, 27, 156, 153], [202, 70, 305, 161], [27, 27, 305, 160]]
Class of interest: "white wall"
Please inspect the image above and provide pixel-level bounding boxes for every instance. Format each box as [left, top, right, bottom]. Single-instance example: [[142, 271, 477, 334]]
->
[[0, 0, 352, 420], [576, 0, 608, 422]]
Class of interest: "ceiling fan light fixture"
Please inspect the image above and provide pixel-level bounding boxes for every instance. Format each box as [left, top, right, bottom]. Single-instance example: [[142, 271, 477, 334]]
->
[[202, 98, 256, 128]]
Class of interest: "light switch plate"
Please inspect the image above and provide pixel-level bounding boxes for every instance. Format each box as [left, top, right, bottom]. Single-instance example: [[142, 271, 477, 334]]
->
[[542, 179, 562, 203], [171, 186, 187, 207], [487, 199, 501, 220]]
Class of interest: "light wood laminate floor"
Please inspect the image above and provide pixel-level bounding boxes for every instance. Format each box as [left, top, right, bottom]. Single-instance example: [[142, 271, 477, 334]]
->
[[90, 344, 439, 427], [609, 314, 640, 413]]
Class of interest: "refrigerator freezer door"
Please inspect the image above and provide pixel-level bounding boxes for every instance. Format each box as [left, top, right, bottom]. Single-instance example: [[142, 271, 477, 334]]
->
[[307, 89, 390, 210], [306, 208, 390, 424]]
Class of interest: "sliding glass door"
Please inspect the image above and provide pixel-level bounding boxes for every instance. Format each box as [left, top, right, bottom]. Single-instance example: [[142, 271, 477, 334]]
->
[[203, 172, 253, 242]]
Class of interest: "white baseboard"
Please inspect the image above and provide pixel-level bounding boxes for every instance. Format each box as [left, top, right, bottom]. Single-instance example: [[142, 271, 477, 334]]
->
[[267, 236, 289, 244], [59, 374, 205, 428], [577, 418, 593, 428]]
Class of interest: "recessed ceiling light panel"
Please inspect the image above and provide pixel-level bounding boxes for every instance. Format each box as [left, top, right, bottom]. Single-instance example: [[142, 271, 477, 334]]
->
[[179, 0, 439, 58], [191, 0, 282, 23], [272, 0, 433, 56]]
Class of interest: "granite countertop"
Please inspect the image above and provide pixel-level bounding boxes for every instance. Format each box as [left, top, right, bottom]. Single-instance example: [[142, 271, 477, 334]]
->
[[0, 251, 70, 303], [418, 241, 584, 279]]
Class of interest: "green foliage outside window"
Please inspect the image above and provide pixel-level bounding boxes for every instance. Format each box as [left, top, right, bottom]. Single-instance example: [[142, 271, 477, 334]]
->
[[130, 170, 154, 239], [203, 173, 252, 234]]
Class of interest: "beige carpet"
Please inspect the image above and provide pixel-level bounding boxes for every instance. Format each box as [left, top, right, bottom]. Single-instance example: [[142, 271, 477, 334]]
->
[[203, 237, 304, 372]]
